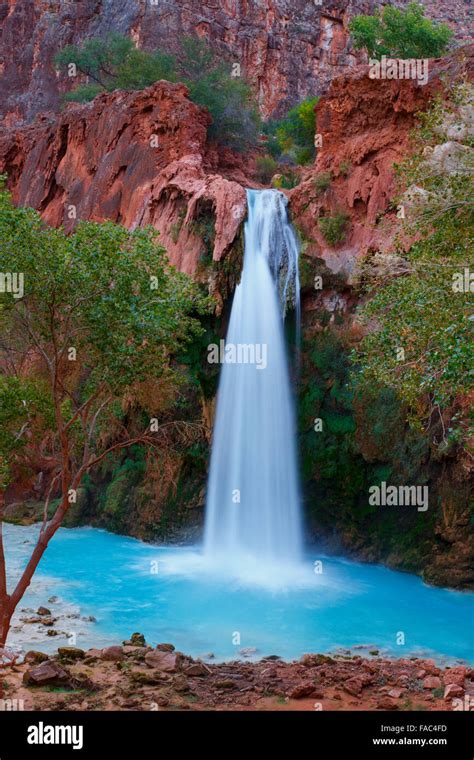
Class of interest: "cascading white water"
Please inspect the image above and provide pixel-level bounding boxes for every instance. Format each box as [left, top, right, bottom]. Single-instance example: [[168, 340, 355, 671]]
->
[[204, 189, 302, 570]]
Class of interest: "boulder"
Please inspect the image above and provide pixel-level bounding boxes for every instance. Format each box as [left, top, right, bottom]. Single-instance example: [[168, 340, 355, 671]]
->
[[144, 650, 179, 673], [36, 607, 51, 616], [101, 646, 125, 662], [23, 660, 69, 686], [422, 676, 442, 689], [123, 632, 146, 647], [183, 662, 211, 677], [23, 650, 49, 665], [288, 683, 317, 699], [156, 643, 175, 652], [57, 647, 86, 661], [444, 683, 464, 700]]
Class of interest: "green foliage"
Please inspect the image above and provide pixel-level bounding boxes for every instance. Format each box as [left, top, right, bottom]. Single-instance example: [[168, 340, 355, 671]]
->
[[177, 37, 260, 151], [0, 377, 53, 488], [0, 183, 211, 484], [55, 33, 176, 94], [351, 85, 474, 440], [319, 212, 349, 245], [313, 171, 332, 192], [263, 97, 319, 165], [339, 160, 352, 177], [349, 2, 453, 59], [255, 155, 278, 184], [55, 34, 259, 151]]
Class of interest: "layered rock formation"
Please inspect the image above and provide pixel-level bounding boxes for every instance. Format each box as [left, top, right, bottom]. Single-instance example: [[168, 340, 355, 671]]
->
[[1, 0, 472, 127], [0, 80, 247, 274], [289, 46, 474, 279]]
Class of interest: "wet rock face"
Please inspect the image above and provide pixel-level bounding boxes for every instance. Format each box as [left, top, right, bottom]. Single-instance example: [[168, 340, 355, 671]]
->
[[0, 80, 247, 274], [1, 0, 471, 127]]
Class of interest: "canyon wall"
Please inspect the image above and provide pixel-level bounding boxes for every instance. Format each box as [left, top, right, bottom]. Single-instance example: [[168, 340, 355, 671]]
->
[[1, 0, 472, 127], [0, 80, 248, 276]]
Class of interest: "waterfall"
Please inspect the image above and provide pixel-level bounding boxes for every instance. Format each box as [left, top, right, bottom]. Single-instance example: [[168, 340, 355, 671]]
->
[[204, 189, 303, 570]]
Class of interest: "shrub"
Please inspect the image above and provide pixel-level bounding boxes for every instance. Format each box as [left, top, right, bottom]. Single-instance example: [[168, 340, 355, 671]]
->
[[313, 171, 332, 192], [319, 212, 349, 245], [339, 160, 352, 176], [255, 155, 278, 184], [349, 2, 453, 59], [55, 35, 260, 152], [350, 85, 473, 440], [263, 96, 319, 165]]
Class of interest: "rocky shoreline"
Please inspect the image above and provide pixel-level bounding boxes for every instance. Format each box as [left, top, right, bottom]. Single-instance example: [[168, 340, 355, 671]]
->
[[2, 634, 473, 712]]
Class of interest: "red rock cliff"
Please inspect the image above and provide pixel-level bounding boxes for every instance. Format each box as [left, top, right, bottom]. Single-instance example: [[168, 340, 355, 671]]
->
[[1, 0, 471, 127], [0, 80, 248, 275]]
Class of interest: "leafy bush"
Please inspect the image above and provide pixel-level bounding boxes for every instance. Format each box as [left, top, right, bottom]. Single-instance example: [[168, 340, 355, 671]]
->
[[313, 171, 332, 192], [55, 34, 259, 151], [319, 212, 349, 245], [339, 160, 352, 176], [263, 97, 319, 165], [349, 2, 453, 59], [255, 155, 278, 184], [351, 85, 473, 441], [55, 34, 176, 94]]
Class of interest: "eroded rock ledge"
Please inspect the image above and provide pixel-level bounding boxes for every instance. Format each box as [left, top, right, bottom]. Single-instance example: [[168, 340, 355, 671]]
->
[[0, 80, 248, 275]]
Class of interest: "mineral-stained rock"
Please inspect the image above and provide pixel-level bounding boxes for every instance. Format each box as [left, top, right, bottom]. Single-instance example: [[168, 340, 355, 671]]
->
[[23, 660, 69, 686], [0, 82, 247, 277], [156, 643, 175, 652], [2, 0, 471, 127], [57, 647, 86, 661], [23, 650, 49, 665], [289, 48, 474, 279]]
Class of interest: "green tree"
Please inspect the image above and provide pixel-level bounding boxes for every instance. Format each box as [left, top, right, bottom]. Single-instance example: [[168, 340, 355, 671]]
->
[[55, 33, 176, 101], [351, 85, 473, 444], [55, 34, 260, 151], [349, 2, 453, 59], [264, 97, 319, 165], [0, 184, 211, 650]]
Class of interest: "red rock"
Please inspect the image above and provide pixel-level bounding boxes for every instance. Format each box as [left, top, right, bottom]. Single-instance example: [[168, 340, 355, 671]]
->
[[23, 650, 49, 664], [183, 662, 211, 677], [23, 660, 69, 686], [289, 48, 474, 298], [343, 678, 363, 696], [423, 676, 442, 689], [444, 684, 464, 700], [376, 697, 399, 710], [145, 650, 178, 673], [156, 643, 175, 652], [0, 82, 247, 279], [101, 646, 125, 662], [388, 688, 404, 699], [288, 683, 316, 699], [443, 667, 467, 686]]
